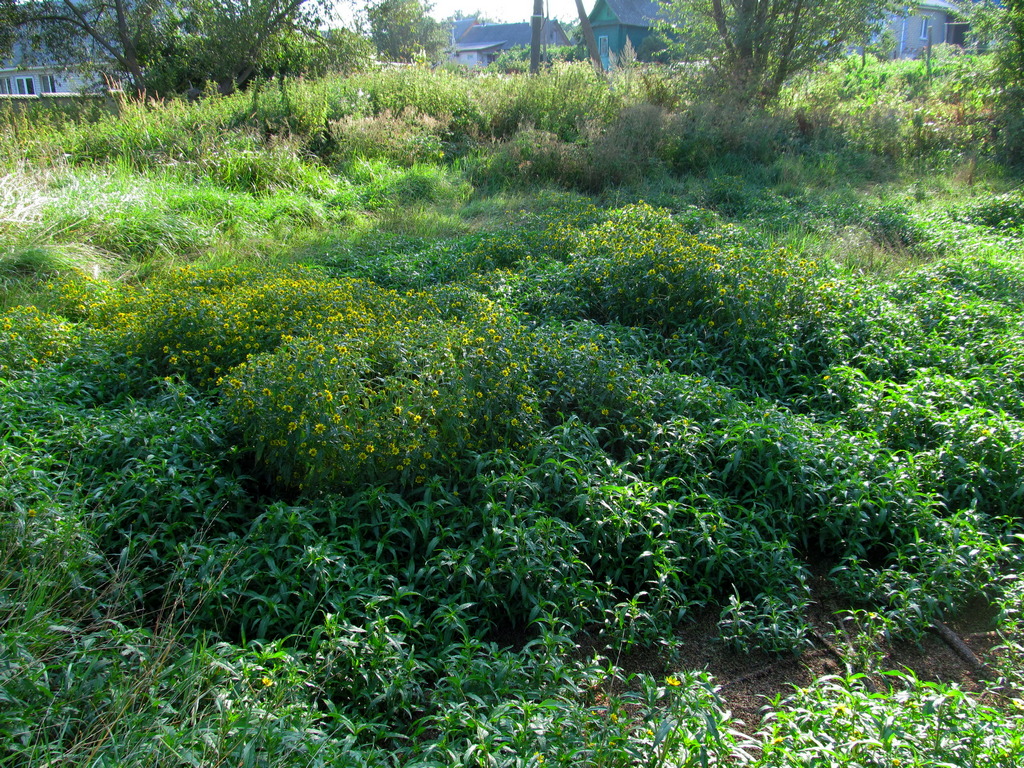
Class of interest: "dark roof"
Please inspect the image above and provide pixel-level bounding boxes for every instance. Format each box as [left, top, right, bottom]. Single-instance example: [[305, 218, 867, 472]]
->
[[452, 17, 478, 42], [458, 22, 536, 49], [598, 0, 667, 27], [455, 20, 569, 52]]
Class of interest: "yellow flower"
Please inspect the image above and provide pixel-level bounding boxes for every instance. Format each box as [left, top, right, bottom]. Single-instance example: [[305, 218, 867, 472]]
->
[[666, 675, 681, 686]]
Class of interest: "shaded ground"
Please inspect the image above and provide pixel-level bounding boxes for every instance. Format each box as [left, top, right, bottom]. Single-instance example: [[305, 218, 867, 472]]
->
[[578, 578, 1008, 734], [665, 609, 1002, 734]]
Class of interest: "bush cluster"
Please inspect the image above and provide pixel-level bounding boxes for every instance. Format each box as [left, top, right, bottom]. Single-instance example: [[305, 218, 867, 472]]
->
[[0, 305, 79, 377], [222, 287, 540, 492]]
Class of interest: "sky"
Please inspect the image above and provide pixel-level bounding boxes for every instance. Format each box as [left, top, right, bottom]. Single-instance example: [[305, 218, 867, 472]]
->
[[425, 0, 584, 23], [329, 0, 587, 30]]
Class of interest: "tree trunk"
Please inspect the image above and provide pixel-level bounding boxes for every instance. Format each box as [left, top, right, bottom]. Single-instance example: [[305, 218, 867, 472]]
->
[[113, 0, 145, 92], [766, 0, 804, 103], [574, 0, 603, 71]]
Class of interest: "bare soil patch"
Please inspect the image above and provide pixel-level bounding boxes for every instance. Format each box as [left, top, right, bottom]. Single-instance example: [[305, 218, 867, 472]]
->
[[577, 581, 1007, 734]]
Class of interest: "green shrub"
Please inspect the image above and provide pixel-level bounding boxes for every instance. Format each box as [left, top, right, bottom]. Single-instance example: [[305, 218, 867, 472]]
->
[[553, 203, 827, 355], [718, 589, 811, 654], [866, 200, 928, 250], [469, 128, 589, 191], [221, 285, 540, 493], [485, 63, 620, 142], [0, 305, 79, 377], [784, 53, 998, 162], [90, 266, 401, 385], [327, 109, 447, 166], [198, 143, 334, 195], [659, 101, 795, 173], [347, 66, 484, 138], [760, 671, 1024, 766], [956, 190, 1024, 231], [349, 159, 472, 209], [471, 107, 666, 193]]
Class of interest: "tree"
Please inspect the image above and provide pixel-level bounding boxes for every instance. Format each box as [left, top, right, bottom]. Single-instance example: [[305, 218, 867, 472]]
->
[[158, 0, 333, 92], [315, 28, 377, 74], [661, 0, 894, 103], [144, 24, 373, 94], [366, 0, 448, 64], [1, 0, 21, 60], [954, 4, 1024, 91], [18, 0, 168, 91], [999, 0, 1024, 85], [975, 0, 1024, 163], [15, 0, 329, 93]]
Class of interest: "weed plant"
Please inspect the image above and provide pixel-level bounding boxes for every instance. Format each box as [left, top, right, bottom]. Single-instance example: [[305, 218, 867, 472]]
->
[[2, 56, 1024, 766]]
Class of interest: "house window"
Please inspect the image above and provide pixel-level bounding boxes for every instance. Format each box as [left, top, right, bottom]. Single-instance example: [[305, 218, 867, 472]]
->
[[598, 35, 609, 57], [15, 76, 35, 95], [0, 77, 11, 95], [920, 17, 930, 41], [40, 75, 57, 93]]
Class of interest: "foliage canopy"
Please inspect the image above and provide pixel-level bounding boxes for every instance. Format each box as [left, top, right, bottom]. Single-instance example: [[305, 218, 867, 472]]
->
[[367, 0, 448, 64], [15, 0, 334, 92], [661, 0, 894, 102]]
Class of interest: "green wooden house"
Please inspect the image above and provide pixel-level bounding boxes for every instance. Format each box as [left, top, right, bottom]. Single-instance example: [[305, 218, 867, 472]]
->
[[588, 0, 667, 69]]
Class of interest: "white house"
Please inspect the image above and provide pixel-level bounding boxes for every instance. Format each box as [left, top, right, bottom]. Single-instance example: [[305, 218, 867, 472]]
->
[[889, 0, 968, 59], [0, 65, 90, 96], [0, 34, 95, 96]]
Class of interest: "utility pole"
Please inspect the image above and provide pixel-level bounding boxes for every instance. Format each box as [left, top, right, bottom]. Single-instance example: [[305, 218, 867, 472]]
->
[[530, 0, 544, 73]]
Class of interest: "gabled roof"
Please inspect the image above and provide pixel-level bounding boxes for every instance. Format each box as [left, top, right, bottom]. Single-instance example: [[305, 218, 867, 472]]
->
[[595, 0, 667, 27], [452, 17, 479, 42], [458, 22, 537, 49]]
